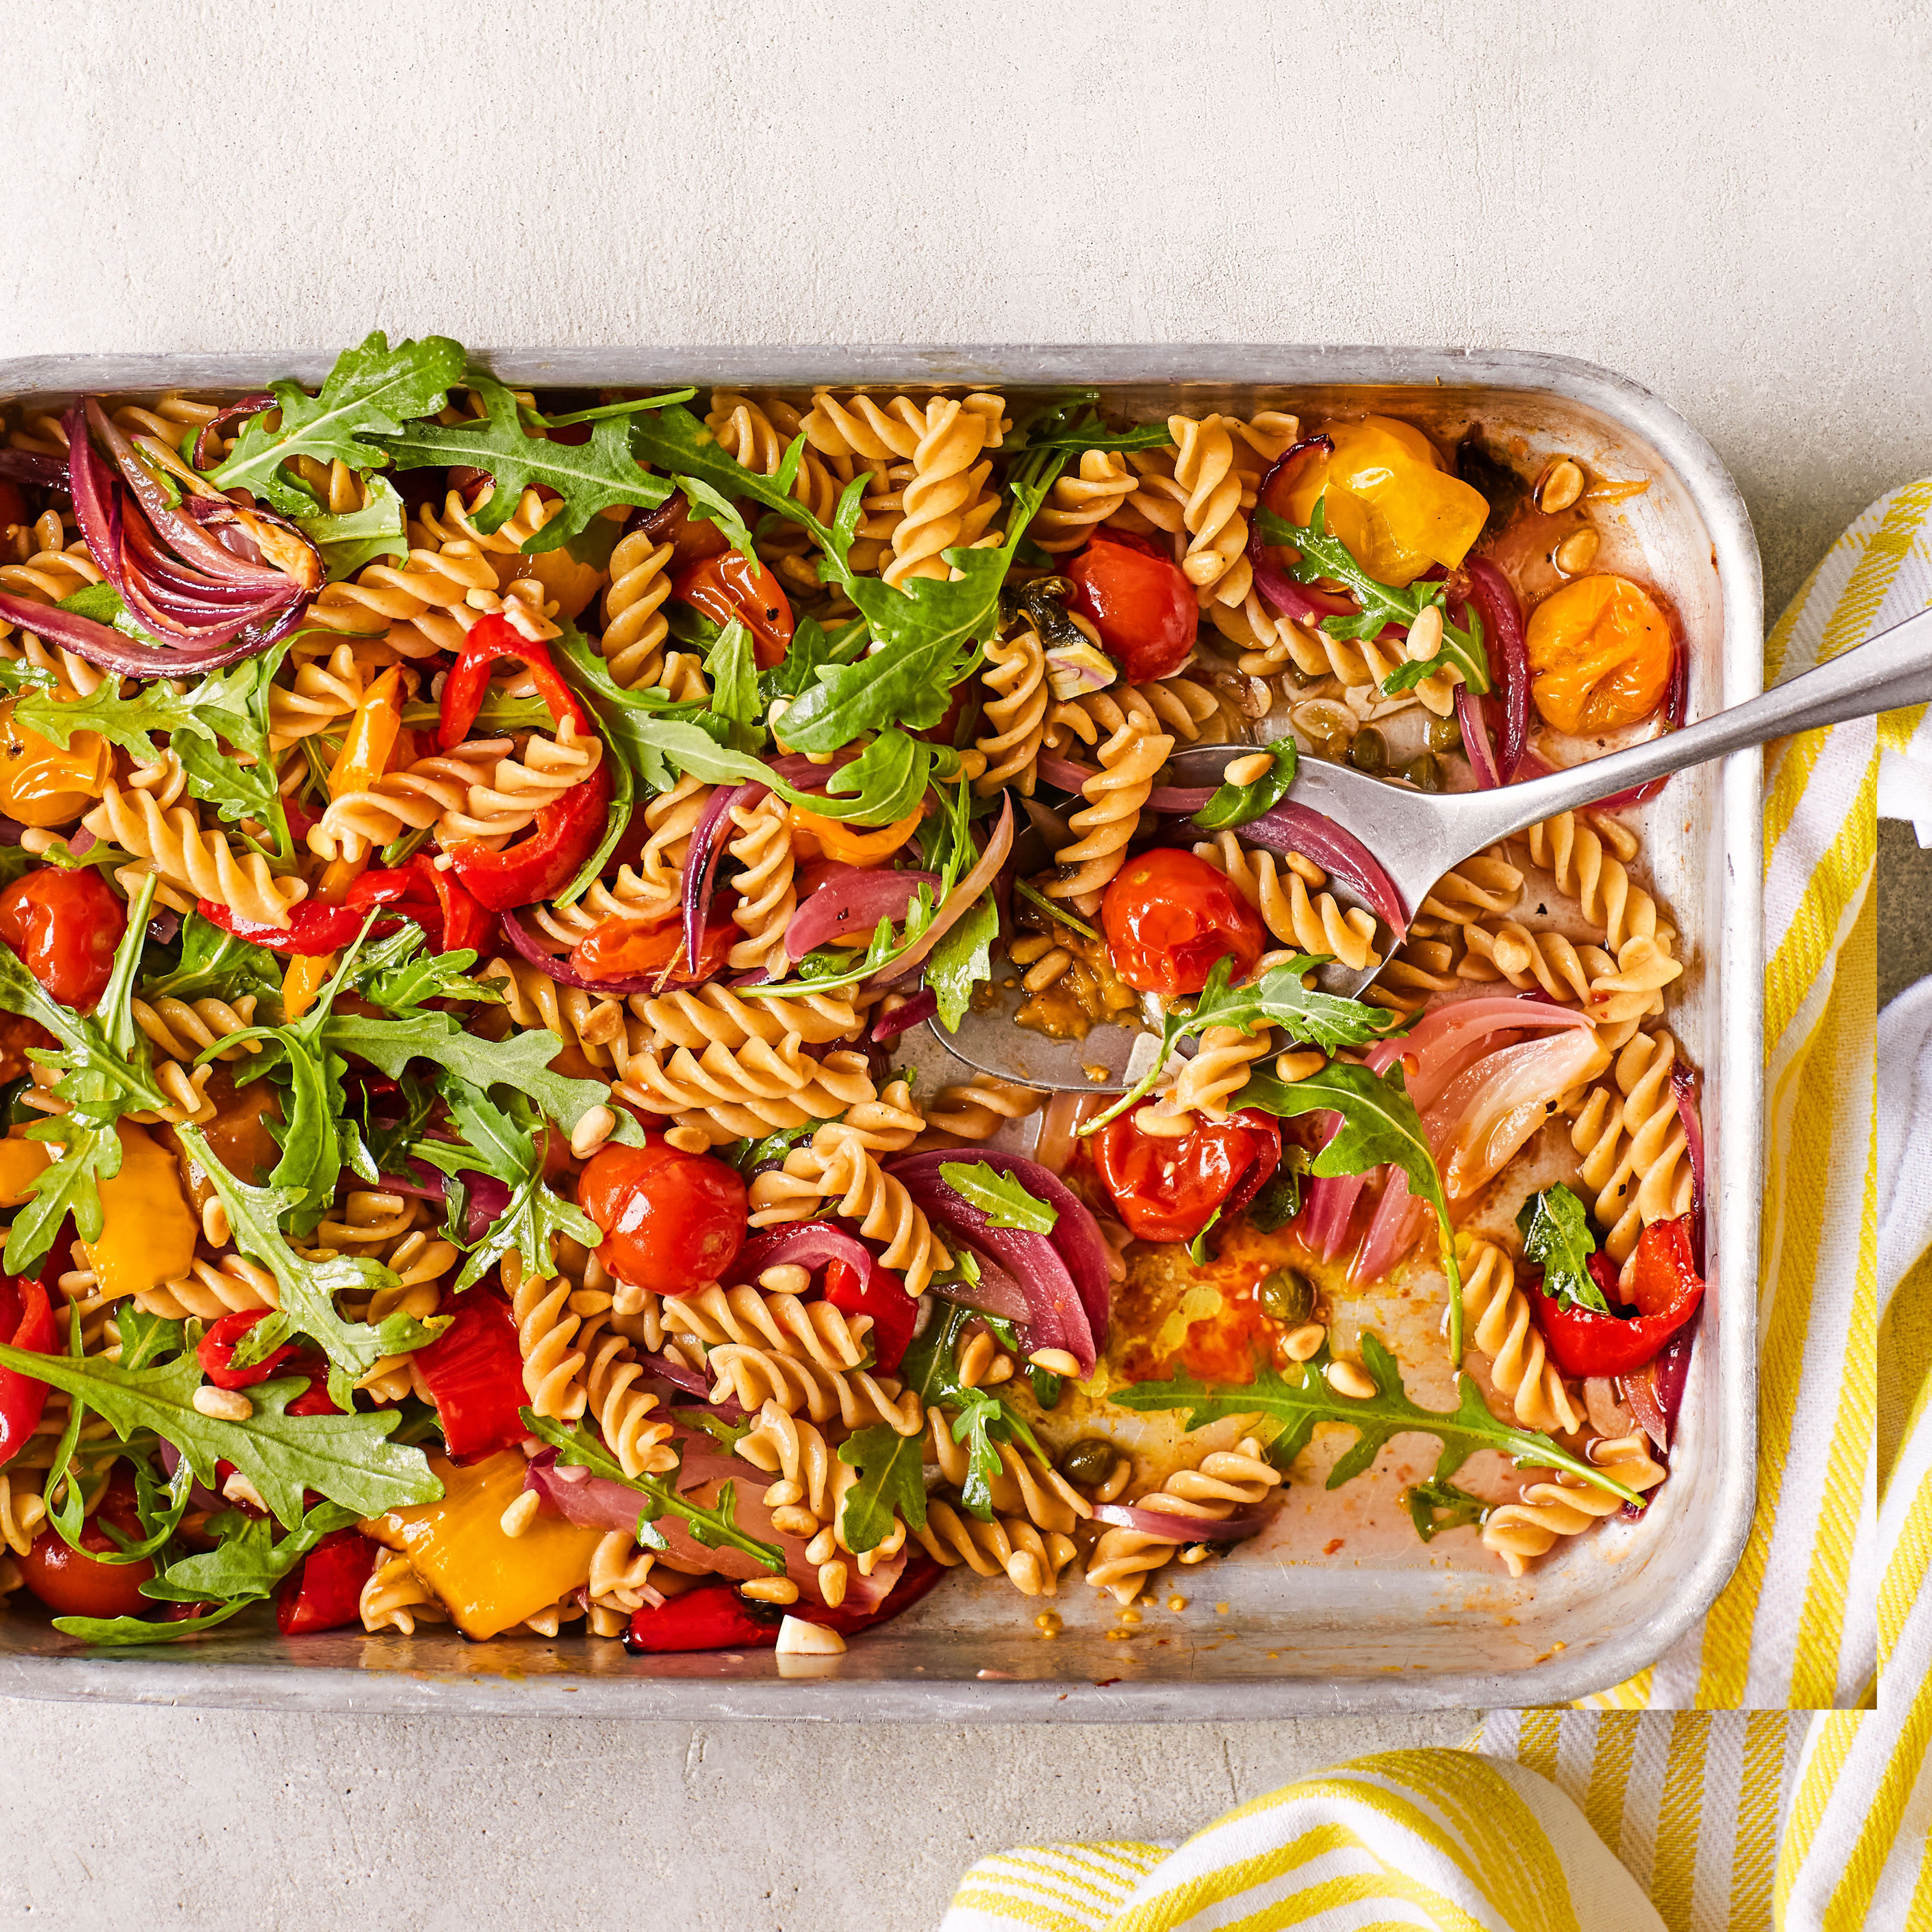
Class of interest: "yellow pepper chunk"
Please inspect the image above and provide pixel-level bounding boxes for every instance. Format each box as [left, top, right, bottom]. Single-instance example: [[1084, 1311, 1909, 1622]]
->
[[0, 1134, 50, 1208], [362, 1451, 604, 1640], [1283, 416, 1489, 586], [328, 666, 403, 799], [0, 699, 112, 828], [82, 1121, 198, 1299]]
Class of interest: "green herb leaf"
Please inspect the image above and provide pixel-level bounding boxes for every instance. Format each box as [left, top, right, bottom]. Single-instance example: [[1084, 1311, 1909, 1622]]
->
[[1115, 1333, 1641, 1507], [676, 473, 759, 560], [210, 331, 467, 513], [297, 474, 410, 580], [720, 1120, 829, 1176], [1517, 1184, 1610, 1314], [895, 1304, 1048, 1524], [1400, 1478, 1489, 1543], [835, 1424, 930, 1554], [1192, 739, 1300, 832], [142, 1499, 359, 1604], [0, 1340, 443, 1528], [1186, 1207, 1222, 1265], [1243, 1147, 1309, 1233], [519, 1410, 785, 1573], [143, 914, 283, 1004], [937, 1160, 1056, 1233], [1013, 878, 1097, 942], [702, 617, 761, 744], [924, 892, 999, 1033], [372, 372, 671, 552]]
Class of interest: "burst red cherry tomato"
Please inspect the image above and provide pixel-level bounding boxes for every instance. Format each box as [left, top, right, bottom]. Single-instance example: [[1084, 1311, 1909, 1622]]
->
[[0, 868, 127, 1012], [671, 551, 794, 670], [1092, 1106, 1282, 1244], [1066, 528, 1198, 683], [1101, 849, 1265, 996], [15, 1467, 155, 1619], [569, 909, 738, 987], [580, 1139, 749, 1295]]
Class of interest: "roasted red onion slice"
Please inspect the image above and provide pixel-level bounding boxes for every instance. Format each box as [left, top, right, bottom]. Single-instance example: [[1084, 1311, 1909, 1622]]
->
[[684, 781, 763, 972], [926, 1249, 1031, 1325], [1089, 1502, 1267, 1541], [1038, 753, 1099, 793], [735, 1221, 902, 1307], [0, 591, 299, 677], [1455, 687, 1502, 790], [765, 748, 860, 789], [884, 794, 1012, 982], [0, 449, 69, 492], [1461, 559, 1528, 784], [784, 868, 938, 962], [1146, 784, 1215, 815], [1239, 800, 1407, 938], [190, 394, 273, 472], [871, 987, 937, 1041]]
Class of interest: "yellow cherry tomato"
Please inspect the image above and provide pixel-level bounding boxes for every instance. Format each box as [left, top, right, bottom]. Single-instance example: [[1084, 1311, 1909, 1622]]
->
[[1526, 574, 1676, 735], [787, 802, 923, 866], [1281, 415, 1488, 586], [0, 701, 112, 828], [81, 1122, 199, 1300]]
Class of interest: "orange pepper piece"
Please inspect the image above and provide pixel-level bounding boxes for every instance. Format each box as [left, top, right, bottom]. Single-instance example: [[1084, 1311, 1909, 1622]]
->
[[328, 667, 403, 799], [1526, 574, 1675, 735], [81, 1122, 199, 1299], [0, 700, 112, 828], [787, 803, 922, 866]]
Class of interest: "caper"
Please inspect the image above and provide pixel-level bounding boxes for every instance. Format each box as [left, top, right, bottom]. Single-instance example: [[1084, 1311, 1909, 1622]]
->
[[1403, 751, 1446, 793], [1348, 728, 1387, 774], [1058, 1438, 1118, 1488], [1425, 714, 1463, 753], [1259, 1265, 1313, 1326], [1306, 729, 1348, 764]]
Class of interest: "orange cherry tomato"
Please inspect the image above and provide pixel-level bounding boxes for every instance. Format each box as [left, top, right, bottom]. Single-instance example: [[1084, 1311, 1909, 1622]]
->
[[671, 552, 793, 671], [15, 1468, 156, 1619], [0, 867, 128, 1011], [570, 910, 737, 986], [580, 1140, 748, 1295], [1101, 849, 1265, 997], [1526, 574, 1676, 735], [787, 803, 922, 866], [0, 700, 112, 828]]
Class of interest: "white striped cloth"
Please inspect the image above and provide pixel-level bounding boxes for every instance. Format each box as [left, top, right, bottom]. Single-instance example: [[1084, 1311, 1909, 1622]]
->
[[943, 482, 1932, 1931]]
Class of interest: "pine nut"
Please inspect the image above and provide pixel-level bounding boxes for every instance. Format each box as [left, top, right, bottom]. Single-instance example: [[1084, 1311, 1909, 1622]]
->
[[984, 1355, 1015, 1384], [1415, 672, 1458, 718], [1538, 458, 1586, 513], [741, 1576, 799, 1605], [758, 1263, 813, 1296], [1284, 1322, 1327, 1362], [568, 1105, 616, 1160], [222, 1471, 269, 1513], [663, 1124, 710, 1154], [1554, 526, 1600, 574], [770, 1505, 819, 1539], [193, 1385, 252, 1422], [1027, 1348, 1081, 1377], [775, 1615, 844, 1655], [1223, 751, 1274, 787], [1325, 1358, 1376, 1400], [957, 1329, 996, 1389], [1405, 605, 1444, 662], [499, 1491, 541, 1538], [805, 1528, 838, 1566], [1177, 1544, 1211, 1565], [762, 1479, 804, 1509], [1022, 948, 1073, 992], [200, 1198, 230, 1246], [816, 1560, 848, 1608]]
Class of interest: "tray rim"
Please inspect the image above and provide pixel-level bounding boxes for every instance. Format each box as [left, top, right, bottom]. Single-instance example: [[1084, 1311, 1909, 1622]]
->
[[0, 341, 1763, 1719]]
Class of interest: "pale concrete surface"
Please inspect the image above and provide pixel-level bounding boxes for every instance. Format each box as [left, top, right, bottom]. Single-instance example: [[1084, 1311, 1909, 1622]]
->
[[2, 1, 1927, 1926]]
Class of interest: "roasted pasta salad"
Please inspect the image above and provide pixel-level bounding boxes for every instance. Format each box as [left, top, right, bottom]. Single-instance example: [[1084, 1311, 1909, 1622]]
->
[[0, 339, 1704, 1658]]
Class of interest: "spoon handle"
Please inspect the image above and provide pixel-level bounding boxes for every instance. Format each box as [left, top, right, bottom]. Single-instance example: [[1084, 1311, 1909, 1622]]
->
[[1442, 600, 1932, 851]]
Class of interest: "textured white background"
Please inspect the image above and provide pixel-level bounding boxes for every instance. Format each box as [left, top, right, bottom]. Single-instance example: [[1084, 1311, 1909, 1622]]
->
[[3, 2, 1927, 1926]]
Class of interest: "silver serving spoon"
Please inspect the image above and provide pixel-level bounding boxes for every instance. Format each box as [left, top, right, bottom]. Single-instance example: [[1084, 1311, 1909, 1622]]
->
[[936, 601, 1932, 1092]]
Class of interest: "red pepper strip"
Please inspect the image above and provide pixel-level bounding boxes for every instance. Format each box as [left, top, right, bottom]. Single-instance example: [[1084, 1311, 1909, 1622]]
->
[[197, 1310, 298, 1391], [671, 552, 794, 671], [197, 857, 492, 957], [434, 614, 613, 911], [197, 896, 377, 956], [1528, 1217, 1704, 1379], [823, 1255, 914, 1377], [0, 1265, 56, 1462], [412, 1290, 528, 1464], [276, 1528, 379, 1635], [623, 1553, 946, 1654]]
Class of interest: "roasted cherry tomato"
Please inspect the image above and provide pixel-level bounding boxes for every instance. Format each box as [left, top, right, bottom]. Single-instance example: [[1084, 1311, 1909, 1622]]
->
[[1529, 1216, 1704, 1379], [0, 867, 127, 1012], [1270, 416, 1488, 586], [15, 1468, 155, 1619], [1101, 849, 1265, 996], [641, 491, 733, 570], [671, 551, 794, 671], [0, 701, 112, 829], [1526, 574, 1676, 735], [570, 909, 738, 987], [822, 1253, 914, 1376], [581, 1139, 748, 1295], [1092, 1106, 1281, 1244], [623, 1552, 946, 1653], [1066, 529, 1197, 683], [276, 1528, 379, 1636]]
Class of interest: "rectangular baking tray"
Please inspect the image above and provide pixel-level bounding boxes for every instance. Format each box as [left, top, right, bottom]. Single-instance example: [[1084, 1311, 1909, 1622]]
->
[[0, 345, 1761, 1718]]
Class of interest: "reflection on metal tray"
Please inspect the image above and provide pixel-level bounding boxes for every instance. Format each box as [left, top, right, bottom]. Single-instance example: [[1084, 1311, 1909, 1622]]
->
[[0, 344, 1764, 1720]]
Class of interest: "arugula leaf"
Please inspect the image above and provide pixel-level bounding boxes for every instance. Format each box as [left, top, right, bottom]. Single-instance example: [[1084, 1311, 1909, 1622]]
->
[[759, 614, 864, 704], [1082, 953, 1394, 1137], [1243, 1147, 1309, 1233], [412, 1080, 601, 1288], [526, 390, 698, 428], [1234, 1056, 1465, 1359], [1114, 1333, 1642, 1508], [47, 580, 170, 649], [52, 1601, 254, 1646], [836, 1425, 930, 1554], [925, 892, 998, 1033], [1517, 1184, 1610, 1314], [720, 1120, 828, 1176], [1255, 501, 1491, 696], [344, 924, 500, 1014], [702, 618, 761, 746], [210, 331, 467, 514], [1401, 1478, 1489, 1543], [297, 474, 409, 579], [520, 1410, 784, 1572], [1186, 1209, 1223, 1266], [0, 1339, 442, 1527], [895, 1304, 1048, 1525], [938, 1160, 1056, 1233], [676, 473, 758, 560], [372, 372, 672, 553], [1192, 739, 1299, 832], [322, 1009, 641, 1147], [143, 913, 282, 1004]]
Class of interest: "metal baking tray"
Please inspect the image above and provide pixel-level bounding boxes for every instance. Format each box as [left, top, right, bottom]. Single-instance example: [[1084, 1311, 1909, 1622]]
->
[[0, 345, 1761, 1718]]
